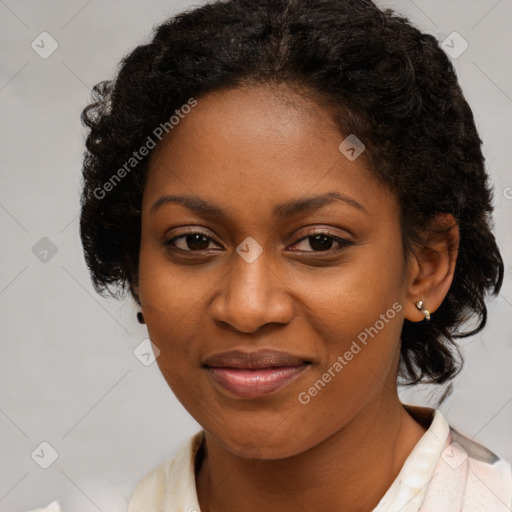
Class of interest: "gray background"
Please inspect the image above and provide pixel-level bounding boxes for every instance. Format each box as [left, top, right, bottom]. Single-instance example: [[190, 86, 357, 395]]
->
[[0, 0, 511, 510]]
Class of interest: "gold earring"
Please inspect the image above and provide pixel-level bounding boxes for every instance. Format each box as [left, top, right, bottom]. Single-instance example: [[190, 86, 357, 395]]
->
[[415, 300, 430, 321]]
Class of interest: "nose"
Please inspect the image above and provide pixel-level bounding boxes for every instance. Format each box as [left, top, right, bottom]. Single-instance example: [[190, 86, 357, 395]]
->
[[209, 248, 294, 333]]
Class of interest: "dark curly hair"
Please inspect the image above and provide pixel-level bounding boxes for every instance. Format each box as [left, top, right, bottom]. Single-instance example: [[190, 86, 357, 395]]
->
[[79, 0, 504, 394]]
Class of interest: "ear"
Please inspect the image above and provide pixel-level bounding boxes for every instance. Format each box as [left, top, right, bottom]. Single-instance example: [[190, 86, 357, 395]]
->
[[403, 213, 460, 322], [131, 282, 142, 308]]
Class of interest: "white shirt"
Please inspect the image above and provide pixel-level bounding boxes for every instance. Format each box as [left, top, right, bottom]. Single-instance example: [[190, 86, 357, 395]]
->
[[28, 405, 512, 512], [127, 404, 512, 512]]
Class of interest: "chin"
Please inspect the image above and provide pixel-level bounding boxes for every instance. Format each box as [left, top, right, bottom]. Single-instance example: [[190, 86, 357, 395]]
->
[[207, 423, 316, 461]]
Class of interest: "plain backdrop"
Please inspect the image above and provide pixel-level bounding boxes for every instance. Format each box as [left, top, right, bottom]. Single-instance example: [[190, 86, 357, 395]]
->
[[1, 0, 511, 510]]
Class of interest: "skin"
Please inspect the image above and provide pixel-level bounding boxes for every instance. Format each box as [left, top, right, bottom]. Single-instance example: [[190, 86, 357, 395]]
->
[[135, 83, 460, 512]]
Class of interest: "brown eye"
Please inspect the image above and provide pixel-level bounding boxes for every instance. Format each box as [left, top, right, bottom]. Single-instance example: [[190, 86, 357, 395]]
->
[[289, 231, 353, 253], [165, 231, 218, 252]]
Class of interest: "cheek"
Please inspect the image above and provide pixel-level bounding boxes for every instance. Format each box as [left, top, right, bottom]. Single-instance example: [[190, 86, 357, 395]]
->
[[290, 299, 404, 451], [295, 240, 406, 342], [137, 247, 206, 377], [138, 241, 207, 320], [292, 239, 406, 405]]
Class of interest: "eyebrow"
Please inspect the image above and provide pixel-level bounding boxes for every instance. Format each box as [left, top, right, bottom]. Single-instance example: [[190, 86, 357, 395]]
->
[[150, 191, 368, 219]]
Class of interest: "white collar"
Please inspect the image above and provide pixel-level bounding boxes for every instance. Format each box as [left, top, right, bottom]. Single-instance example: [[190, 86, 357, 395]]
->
[[373, 405, 451, 511], [127, 405, 450, 512]]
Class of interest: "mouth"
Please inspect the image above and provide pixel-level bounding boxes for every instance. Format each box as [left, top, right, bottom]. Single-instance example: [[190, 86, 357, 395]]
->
[[202, 349, 312, 399]]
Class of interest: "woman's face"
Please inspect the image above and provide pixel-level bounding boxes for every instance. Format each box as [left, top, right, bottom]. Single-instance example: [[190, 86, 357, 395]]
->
[[138, 84, 414, 459]]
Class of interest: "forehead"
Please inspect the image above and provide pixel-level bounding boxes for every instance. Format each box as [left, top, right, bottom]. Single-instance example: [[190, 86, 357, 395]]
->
[[142, 84, 396, 224]]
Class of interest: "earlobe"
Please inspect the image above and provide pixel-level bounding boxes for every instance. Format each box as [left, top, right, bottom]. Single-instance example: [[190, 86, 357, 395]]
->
[[404, 214, 460, 322], [414, 300, 430, 321]]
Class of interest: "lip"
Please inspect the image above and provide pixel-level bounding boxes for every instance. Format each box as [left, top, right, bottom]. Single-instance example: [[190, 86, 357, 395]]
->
[[203, 349, 312, 399], [203, 349, 311, 369]]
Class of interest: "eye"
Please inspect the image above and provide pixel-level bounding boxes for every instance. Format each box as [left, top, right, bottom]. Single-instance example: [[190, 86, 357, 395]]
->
[[164, 228, 354, 254], [288, 230, 354, 253], [165, 230, 221, 252]]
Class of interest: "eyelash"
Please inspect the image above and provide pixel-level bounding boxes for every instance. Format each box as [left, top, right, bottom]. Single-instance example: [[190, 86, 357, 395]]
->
[[164, 228, 354, 255]]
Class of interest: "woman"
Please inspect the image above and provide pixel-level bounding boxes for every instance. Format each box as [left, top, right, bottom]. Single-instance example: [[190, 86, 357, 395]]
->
[[76, 0, 511, 510]]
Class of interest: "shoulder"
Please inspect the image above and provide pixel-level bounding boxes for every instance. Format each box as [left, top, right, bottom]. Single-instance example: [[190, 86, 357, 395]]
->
[[450, 427, 512, 508], [127, 430, 204, 512], [423, 424, 512, 511]]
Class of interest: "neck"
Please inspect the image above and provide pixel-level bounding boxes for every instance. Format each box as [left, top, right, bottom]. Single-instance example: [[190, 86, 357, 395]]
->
[[196, 394, 429, 512]]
